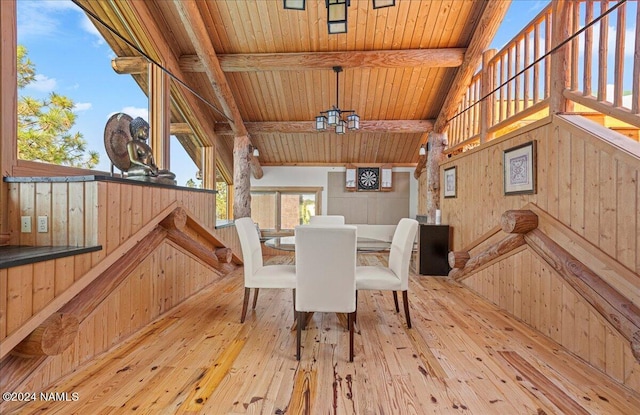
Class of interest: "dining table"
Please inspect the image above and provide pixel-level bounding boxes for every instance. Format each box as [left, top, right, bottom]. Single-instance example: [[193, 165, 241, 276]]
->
[[264, 236, 392, 252]]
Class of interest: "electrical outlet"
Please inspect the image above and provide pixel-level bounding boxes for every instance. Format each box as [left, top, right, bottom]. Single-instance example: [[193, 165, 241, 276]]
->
[[37, 216, 48, 233], [21, 216, 32, 233]]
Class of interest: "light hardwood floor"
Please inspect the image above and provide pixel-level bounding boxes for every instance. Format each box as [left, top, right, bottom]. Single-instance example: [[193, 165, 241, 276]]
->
[[8, 254, 640, 414]]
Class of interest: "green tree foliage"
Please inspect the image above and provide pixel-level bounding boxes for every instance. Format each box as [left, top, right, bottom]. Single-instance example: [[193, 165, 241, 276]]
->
[[17, 45, 99, 168], [216, 181, 228, 220]]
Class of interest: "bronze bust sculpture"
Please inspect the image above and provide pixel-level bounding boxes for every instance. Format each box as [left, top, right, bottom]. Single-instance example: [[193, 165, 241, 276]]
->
[[104, 113, 176, 185]]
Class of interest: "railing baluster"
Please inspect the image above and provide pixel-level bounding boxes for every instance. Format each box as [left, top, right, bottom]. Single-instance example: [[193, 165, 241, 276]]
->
[[613, 1, 625, 108], [524, 31, 531, 109], [584, 1, 594, 96], [598, 0, 609, 102], [534, 22, 541, 104], [545, 10, 552, 100], [571, 1, 580, 91]]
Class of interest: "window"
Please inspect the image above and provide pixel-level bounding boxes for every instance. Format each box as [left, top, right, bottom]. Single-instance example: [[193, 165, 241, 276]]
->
[[250, 187, 322, 234]]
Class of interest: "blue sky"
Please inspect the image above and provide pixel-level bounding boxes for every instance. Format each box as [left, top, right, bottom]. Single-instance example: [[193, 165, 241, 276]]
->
[[16, 0, 634, 184]]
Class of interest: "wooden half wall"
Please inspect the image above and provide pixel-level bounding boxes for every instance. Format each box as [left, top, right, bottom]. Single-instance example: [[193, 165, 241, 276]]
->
[[431, 114, 640, 391], [0, 176, 244, 402], [440, 115, 639, 275]]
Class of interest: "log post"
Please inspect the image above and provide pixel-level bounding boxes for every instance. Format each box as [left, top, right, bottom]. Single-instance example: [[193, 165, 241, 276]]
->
[[160, 207, 187, 231], [549, 0, 573, 114], [11, 313, 79, 358], [479, 49, 497, 143], [425, 131, 447, 223], [500, 210, 538, 234], [233, 135, 252, 219], [448, 251, 471, 269]]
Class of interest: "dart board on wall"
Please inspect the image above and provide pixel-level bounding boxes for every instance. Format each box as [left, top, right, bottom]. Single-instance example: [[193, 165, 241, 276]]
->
[[357, 167, 380, 191]]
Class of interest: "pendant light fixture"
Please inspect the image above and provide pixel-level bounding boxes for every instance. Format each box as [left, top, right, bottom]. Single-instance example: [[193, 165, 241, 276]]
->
[[315, 66, 360, 134]]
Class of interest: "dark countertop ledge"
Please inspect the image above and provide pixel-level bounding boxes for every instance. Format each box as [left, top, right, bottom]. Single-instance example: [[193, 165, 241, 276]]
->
[[0, 245, 102, 269], [4, 175, 216, 194]]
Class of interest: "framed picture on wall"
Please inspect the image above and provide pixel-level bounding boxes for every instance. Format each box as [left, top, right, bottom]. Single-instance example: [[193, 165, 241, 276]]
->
[[504, 140, 536, 195], [443, 166, 456, 198]]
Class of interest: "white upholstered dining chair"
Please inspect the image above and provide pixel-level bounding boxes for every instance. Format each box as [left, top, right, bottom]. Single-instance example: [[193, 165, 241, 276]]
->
[[235, 217, 296, 323], [295, 225, 357, 361], [355, 218, 419, 328], [308, 215, 345, 225]]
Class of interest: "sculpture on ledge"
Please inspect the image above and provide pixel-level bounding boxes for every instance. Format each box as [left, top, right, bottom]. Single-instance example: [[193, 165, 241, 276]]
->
[[104, 113, 176, 185]]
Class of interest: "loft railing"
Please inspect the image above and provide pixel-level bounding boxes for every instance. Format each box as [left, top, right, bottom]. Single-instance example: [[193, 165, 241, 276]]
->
[[448, 0, 640, 151]]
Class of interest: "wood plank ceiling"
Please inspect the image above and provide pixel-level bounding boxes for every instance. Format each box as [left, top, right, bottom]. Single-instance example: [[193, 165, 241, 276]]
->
[[76, 0, 489, 177]]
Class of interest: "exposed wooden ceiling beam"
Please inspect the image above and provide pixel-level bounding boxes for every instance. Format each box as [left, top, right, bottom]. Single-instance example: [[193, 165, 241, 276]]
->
[[183, 49, 465, 72], [112, 48, 465, 75], [170, 0, 262, 179], [213, 120, 434, 135], [433, 0, 511, 133]]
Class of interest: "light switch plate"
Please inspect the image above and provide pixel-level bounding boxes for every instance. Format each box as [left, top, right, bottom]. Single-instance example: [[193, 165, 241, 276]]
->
[[37, 216, 48, 233], [21, 216, 32, 233]]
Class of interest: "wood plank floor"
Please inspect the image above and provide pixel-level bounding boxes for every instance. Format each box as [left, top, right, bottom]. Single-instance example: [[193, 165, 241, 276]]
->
[[8, 255, 640, 414]]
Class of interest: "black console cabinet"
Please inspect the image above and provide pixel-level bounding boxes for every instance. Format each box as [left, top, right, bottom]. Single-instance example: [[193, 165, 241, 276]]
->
[[419, 224, 451, 276]]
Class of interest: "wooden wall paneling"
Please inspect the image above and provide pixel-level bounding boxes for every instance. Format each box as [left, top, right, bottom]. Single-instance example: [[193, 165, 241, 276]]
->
[[583, 141, 600, 245], [6, 264, 32, 335], [130, 182, 143, 235], [546, 127, 559, 218], [152, 245, 164, 315], [530, 255, 541, 331], [19, 182, 35, 246], [107, 289, 120, 350], [498, 260, 507, 309], [511, 250, 525, 318], [119, 277, 132, 339], [570, 135, 585, 235], [605, 325, 625, 382], [68, 182, 85, 246], [549, 268, 563, 343], [35, 182, 52, 246], [84, 182, 98, 247], [520, 250, 532, 325], [574, 291, 590, 358], [163, 243, 175, 311], [540, 261, 553, 338], [106, 182, 121, 255], [119, 183, 133, 247], [7, 183, 19, 245], [54, 256, 74, 296], [174, 244, 185, 303], [51, 182, 68, 246], [73, 252, 91, 281], [92, 182, 107, 267], [588, 308, 606, 370], [616, 162, 637, 271], [557, 127, 572, 225], [142, 185, 153, 225], [624, 347, 640, 389], [93, 304, 108, 359], [560, 283, 577, 353], [32, 261, 53, 315], [0, 268, 7, 339], [598, 150, 617, 256]]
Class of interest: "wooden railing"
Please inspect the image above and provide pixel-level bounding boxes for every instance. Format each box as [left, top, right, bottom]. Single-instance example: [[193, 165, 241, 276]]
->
[[448, 0, 640, 151], [449, 208, 640, 364]]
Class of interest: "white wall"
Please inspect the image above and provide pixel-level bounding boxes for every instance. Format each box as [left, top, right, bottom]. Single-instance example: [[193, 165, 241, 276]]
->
[[250, 166, 419, 220]]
